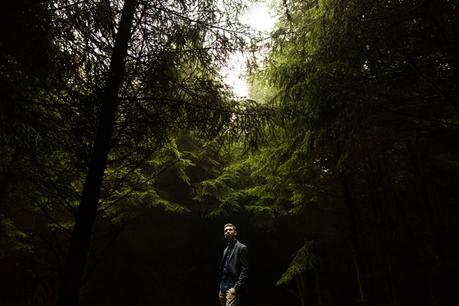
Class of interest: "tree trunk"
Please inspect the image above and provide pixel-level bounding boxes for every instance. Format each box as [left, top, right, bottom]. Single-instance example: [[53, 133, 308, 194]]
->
[[363, 149, 398, 306], [296, 275, 305, 306], [0, 148, 18, 209], [55, 1, 137, 305], [314, 267, 322, 306], [338, 170, 368, 306]]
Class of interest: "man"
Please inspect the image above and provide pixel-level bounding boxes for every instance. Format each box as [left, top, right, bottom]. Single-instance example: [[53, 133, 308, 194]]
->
[[219, 223, 249, 306]]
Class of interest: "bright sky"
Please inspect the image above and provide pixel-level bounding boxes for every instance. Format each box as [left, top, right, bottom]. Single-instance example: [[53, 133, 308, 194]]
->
[[222, 2, 277, 98]]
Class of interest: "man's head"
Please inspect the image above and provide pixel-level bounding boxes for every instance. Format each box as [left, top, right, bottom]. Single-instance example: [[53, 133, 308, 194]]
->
[[223, 223, 237, 241]]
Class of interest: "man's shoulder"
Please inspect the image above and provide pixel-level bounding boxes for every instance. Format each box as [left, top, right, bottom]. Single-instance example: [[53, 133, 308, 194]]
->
[[235, 240, 247, 249]]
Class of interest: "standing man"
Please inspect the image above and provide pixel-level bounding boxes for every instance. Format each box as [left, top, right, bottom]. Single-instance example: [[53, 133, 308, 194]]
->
[[219, 223, 249, 306]]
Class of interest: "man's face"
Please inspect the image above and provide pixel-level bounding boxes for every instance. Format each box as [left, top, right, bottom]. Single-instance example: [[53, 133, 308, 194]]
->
[[224, 225, 237, 241]]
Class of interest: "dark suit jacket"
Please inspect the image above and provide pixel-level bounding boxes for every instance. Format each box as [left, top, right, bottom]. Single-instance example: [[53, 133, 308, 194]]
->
[[220, 240, 249, 291]]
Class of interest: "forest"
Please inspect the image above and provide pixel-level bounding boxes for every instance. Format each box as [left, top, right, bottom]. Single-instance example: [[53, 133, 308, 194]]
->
[[0, 0, 458, 306]]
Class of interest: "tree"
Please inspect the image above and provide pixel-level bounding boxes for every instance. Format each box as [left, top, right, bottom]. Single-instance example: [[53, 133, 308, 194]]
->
[[0, 0, 269, 305], [197, 0, 459, 304], [262, 0, 459, 304], [55, 1, 138, 305], [41, 0, 272, 305]]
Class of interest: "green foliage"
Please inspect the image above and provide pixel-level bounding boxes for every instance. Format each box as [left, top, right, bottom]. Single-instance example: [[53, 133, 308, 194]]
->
[[0, 1, 270, 304], [0, 214, 33, 257], [193, 145, 252, 217], [276, 240, 317, 286], [255, 0, 459, 219], [1, 0, 458, 304], [100, 140, 195, 224], [260, 0, 459, 303]]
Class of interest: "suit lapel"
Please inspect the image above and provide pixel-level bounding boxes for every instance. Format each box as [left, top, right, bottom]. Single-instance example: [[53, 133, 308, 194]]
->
[[228, 241, 237, 261], [221, 245, 229, 266]]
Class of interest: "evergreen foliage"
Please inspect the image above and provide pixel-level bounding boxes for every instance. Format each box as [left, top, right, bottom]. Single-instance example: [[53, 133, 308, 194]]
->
[[0, 0, 458, 305]]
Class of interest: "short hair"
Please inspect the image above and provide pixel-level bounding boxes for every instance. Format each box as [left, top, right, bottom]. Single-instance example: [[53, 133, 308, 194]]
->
[[223, 223, 237, 232]]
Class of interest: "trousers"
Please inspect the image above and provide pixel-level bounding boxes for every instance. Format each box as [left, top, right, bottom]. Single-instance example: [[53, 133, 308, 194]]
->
[[219, 288, 239, 306]]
